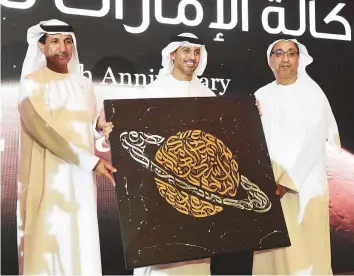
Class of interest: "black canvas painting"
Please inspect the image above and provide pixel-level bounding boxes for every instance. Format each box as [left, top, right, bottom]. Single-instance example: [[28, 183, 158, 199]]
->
[[104, 95, 290, 269]]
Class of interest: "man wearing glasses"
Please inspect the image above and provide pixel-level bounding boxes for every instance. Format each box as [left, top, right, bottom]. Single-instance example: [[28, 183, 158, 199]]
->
[[253, 39, 341, 275]]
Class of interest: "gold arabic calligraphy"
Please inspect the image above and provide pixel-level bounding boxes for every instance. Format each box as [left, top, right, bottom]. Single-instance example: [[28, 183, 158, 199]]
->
[[154, 130, 240, 218]]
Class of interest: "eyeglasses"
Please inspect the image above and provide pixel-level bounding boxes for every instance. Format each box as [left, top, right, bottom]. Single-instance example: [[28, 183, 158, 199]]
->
[[270, 49, 299, 58]]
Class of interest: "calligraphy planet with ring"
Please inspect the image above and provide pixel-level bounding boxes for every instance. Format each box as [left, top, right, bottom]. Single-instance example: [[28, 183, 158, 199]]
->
[[120, 129, 272, 218]]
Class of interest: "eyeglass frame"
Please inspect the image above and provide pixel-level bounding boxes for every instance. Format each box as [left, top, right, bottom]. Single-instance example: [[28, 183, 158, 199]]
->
[[270, 49, 300, 58]]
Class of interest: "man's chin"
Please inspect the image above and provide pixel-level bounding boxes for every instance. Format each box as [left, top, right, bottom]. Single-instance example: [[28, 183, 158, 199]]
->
[[279, 71, 294, 78], [184, 71, 194, 77], [183, 67, 196, 75]]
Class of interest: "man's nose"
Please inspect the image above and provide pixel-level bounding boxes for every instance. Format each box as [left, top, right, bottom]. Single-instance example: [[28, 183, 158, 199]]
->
[[282, 53, 289, 62], [189, 52, 196, 60], [58, 41, 68, 52]]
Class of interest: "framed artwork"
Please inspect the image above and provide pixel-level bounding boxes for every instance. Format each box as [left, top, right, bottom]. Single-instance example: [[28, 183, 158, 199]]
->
[[104, 95, 290, 269]]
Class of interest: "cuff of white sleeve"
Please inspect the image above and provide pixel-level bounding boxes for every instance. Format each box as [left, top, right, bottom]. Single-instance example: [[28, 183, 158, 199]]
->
[[92, 116, 104, 140], [80, 154, 101, 172]]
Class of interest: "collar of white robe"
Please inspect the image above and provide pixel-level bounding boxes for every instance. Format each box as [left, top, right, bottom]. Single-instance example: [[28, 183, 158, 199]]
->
[[20, 19, 80, 80], [158, 32, 208, 78]]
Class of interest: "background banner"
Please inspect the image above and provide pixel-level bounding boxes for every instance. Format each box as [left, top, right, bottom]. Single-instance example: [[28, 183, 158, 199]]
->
[[1, 0, 353, 275]]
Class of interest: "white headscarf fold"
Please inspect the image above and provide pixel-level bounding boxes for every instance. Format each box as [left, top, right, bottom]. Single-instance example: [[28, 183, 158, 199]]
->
[[158, 33, 207, 78], [20, 19, 80, 80]]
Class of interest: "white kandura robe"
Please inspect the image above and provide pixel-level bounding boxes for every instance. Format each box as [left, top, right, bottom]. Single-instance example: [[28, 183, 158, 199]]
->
[[17, 67, 103, 275], [133, 73, 215, 276], [252, 76, 341, 275]]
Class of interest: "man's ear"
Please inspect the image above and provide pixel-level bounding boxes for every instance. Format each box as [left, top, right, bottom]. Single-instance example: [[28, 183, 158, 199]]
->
[[38, 42, 45, 53], [170, 51, 176, 61]]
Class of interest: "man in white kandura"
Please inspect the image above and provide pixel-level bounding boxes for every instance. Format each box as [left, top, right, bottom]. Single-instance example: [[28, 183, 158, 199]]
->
[[253, 38, 341, 275], [17, 19, 116, 275], [104, 32, 256, 276], [104, 33, 214, 276]]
